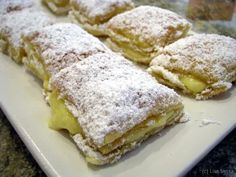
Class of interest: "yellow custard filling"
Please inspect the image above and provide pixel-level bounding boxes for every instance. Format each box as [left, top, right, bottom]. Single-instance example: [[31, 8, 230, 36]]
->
[[49, 91, 183, 155], [107, 38, 153, 64], [99, 109, 179, 154], [179, 75, 207, 94], [48, 91, 82, 135], [110, 30, 152, 49], [152, 69, 207, 94], [86, 109, 182, 165], [23, 40, 50, 89]]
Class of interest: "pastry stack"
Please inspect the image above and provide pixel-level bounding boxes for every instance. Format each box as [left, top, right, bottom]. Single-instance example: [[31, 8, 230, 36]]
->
[[1, 0, 236, 166], [42, 0, 71, 15], [0, 0, 54, 63], [0, 0, 184, 165]]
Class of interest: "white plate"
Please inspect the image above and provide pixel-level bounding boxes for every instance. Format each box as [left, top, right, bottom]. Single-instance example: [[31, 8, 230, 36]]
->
[[1, 52, 236, 177]]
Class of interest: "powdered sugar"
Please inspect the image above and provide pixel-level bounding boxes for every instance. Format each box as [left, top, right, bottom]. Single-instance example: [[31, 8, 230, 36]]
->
[[24, 23, 110, 76], [106, 6, 191, 47], [0, 0, 35, 15], [71, 0, 134, 23], [51, 52, 183, 146], [199, 119, 221, 127], [146, 120, 156, 126], [0, 8, 54, 49], [178, 113, 191, 123], [150, 34, 236, 92]]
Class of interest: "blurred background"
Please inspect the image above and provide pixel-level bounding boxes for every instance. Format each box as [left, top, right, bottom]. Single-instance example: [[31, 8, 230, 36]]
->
[[135, 0, 236, 38]]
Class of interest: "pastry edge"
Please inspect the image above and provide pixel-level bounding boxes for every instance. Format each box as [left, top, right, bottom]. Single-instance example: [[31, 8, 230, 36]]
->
[[73, 110, 184, 165], [43, 0, 70, 15], [68, 11, 108, 36], [148, 65, 234, 100], [105, 38, 156, 64], [0, 36, 24, 63]]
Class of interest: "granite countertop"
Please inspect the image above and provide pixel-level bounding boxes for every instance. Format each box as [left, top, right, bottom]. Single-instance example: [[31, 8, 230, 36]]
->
[[0, 108, 235, 177]]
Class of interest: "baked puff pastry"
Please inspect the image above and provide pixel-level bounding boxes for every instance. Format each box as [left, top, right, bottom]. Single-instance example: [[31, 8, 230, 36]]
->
[[69, 0, 134, 36], [22, 23, 110, 89], [0, 9, 54, 63], [49, 52, 184, 165], [42, 0, 70, 15], [105, 6, 192, 64], [0, 0, 35, 15], [148, 34, 236, 100]]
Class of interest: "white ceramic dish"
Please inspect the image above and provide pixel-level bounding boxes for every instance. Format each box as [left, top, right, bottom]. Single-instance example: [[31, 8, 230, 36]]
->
[[1, 53, 236, 177]]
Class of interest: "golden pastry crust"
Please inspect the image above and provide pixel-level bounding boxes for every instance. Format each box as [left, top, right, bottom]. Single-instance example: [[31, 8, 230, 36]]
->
[[148, 34, 236, 100], [105, 6, 191, 64], [22, 23, 110, 88], [42, 0, 70, 15], [0, 8, 54, 63], [51, 52, 184, 165], [69, 0, 134, 36], [68, 10, 107, 36], [73, 113, 182, 165]]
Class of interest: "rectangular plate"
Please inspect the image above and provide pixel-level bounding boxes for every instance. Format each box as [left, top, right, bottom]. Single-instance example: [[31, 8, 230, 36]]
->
[[1, 52, 236, 177]]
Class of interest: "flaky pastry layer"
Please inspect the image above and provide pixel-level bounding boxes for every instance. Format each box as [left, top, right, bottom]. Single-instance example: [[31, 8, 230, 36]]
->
[[68, 10, 107, 36], [69, 0, 134, 36], [0, 8, 54, 63], [48, 90, 183, 158], [105, 6, 191, 64], [0, 0, 35, 15], [73, 108, 183, 165], [42, 0, 70, 15], [50, 52, 183, 162], [148, 34, 236, 99], [22, 23, 110, 88]]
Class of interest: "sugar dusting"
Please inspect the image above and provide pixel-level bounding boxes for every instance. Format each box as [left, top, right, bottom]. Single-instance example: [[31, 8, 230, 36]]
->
[[52, 52, 183, 146], [24, 23, 110, 76], [199, 119, 221, 127], [151, 34, 236, 83], [150, 34, 236, 99], [106, 6, 191, 46], [0, 0, 35, 15], [71, 0, 134, 22], [0, 8, 54, 49], [178, 113, 191, 123]]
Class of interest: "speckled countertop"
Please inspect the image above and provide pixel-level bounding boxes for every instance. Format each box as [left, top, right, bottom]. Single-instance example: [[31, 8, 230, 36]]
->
[[0, 108, 235, 177]]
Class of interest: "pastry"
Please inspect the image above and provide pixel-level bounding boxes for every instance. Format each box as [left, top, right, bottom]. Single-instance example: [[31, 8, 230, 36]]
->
[[0, 0, 35, 15], [49, 52, 184, 165], [42, 0, 71, 15], [105, 6, 192, 64], [69, 0, 134, 36], [0, 9, 54, 63], [22, 23, 110, 89], [148, 34, 236, 100]]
